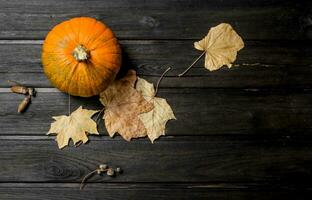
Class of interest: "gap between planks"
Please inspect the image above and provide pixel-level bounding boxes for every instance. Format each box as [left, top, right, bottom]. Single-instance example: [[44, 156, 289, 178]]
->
[[0, 182, 279, 189], [0, 39, 311, 45], [0, 135, 308, 141], [0, 39, 196, 45], [0, 182, 310, 190], [0, 88, 59, 92], [1, 88, 312, 93]]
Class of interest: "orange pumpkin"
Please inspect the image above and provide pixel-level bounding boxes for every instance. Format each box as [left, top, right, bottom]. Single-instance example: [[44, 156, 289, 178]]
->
[[42, 17, 122, 97]]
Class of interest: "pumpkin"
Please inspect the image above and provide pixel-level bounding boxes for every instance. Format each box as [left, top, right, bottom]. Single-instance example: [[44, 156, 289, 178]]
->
[[42, 17, 122, 97]]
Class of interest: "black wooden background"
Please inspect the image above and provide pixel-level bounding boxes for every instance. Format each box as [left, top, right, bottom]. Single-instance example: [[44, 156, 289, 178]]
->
[[0, 0, 312, 199]]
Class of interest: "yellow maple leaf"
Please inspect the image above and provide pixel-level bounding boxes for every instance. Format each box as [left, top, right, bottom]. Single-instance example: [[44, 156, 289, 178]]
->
[[136, 77, 176, 143], [99, 70, 154, 141], [47, 106, 99, 149], [194, 23, 244, 71]]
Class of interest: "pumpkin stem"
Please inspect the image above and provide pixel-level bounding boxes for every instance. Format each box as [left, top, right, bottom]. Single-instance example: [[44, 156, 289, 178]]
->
[[73, 44, 90, 61]]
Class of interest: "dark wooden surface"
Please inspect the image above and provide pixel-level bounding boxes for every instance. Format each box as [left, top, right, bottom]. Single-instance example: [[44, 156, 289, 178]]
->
[[0, 0, 311, 199]]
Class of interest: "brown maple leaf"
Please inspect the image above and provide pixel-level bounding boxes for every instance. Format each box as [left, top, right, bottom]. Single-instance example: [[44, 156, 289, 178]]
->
[[99, 70, 154, 141], [136, 77, 176, 143], [178, 23, 245, 76], [194, 23, 244, 71], [47, 106, 99, 149]]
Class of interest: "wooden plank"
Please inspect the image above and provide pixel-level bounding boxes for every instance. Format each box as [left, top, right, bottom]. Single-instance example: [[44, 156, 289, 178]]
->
[[0, 0, 310, 40], [0, 136, 312, 183], [0, 183, 311, 200], [0, 40, 312, 88], [1, 88, 312, 136]]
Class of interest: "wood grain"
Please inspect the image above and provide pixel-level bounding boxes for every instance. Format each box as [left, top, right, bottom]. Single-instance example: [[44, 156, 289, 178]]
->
[[0, 183, 311, 200], [0, 40, 311, 88], [0, 0, 310, 40], [0, 136, 311, 183], [0, 0, 311, 197], [1, 89, 311, 136]]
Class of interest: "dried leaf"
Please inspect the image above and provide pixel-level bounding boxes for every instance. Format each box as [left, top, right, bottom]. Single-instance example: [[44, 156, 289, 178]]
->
[[136, 78, 176, 143], [99, 70, 154, 141], [47, 106, 99, 149], [194, 23, 244, 71]]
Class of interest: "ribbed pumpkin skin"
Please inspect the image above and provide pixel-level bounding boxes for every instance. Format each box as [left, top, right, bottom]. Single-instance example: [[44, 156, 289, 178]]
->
[[42, 17, 121, 97]]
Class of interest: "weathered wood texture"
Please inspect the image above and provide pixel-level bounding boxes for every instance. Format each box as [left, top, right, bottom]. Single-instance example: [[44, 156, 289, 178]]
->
[[0, 0, 311, 198], [1, 89, 312, 135], [0, 0, 310, 40], [0, 40, 311, 88], [0, 136, 311, 183], [0, 183, 311, 200]]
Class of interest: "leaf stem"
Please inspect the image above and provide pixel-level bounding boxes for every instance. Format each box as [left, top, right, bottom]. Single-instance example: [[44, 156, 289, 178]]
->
[[95, 107, 105, 124], [80, 169, 98, 190], [155, 66, 171, 96], [178, 51, 205, 77]]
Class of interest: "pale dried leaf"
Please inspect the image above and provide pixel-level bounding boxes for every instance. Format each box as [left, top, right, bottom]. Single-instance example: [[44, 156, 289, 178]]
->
[[194, 23, 244, 71], [99, 70, 154, 141], [47, 106, 99, 149], [136, 78, 176, 143]]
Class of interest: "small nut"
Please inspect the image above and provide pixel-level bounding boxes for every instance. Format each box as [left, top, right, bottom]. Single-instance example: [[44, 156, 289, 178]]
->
[[115, 167, 122, 173], [99, 164, 108, 170], [18, 95, 31, 113], [11, 85, 28, 94], [106, 168, 115, 176], [96, 169, 101, 174]]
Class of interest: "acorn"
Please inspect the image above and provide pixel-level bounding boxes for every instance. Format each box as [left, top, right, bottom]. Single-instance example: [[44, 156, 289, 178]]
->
[[106, 168, 115, 176], [115, 167, 122, 173], [11, 85, 28, 95], [18, 95, 31, 113]]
